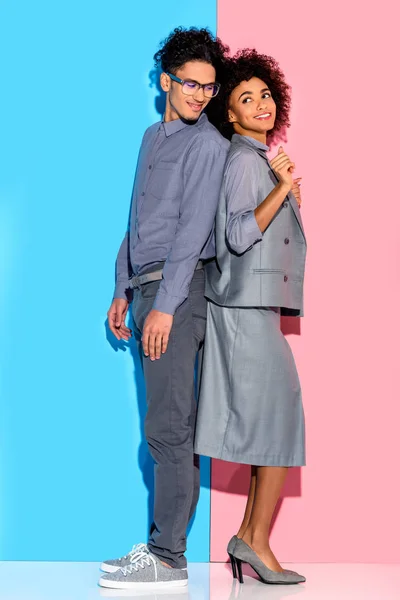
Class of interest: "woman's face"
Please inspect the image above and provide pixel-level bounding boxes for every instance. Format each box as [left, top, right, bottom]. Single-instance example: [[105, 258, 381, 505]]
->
[[228, 77, 276, 141]]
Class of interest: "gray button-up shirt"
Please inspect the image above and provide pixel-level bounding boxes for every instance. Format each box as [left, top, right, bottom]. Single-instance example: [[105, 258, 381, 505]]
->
[[114, 113, 229, 315]]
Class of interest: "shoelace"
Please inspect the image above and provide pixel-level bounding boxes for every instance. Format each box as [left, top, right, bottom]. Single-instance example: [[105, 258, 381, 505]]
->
[[121, 550, 156, 575], [120, 542, 148, 562]]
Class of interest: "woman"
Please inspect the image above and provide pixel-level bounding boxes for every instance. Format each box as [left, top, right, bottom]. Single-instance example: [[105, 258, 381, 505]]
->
[[195, 50, 307, 585]]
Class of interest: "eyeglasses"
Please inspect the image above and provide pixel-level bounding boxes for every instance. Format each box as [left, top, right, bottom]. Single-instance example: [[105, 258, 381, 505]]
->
[[167, 72, 221, 98]]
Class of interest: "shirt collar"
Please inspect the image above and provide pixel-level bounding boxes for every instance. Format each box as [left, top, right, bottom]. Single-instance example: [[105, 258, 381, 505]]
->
[[162, 112, 207, 137], [232, 133, 269, 152]]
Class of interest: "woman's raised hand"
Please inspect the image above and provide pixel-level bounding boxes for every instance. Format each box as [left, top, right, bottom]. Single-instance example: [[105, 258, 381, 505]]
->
[[270, 146, 295, 189], [292, 178, 302, 208]]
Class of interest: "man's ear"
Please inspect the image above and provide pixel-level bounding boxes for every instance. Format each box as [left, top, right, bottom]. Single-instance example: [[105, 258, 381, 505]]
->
[[160, 72, 170, 93]]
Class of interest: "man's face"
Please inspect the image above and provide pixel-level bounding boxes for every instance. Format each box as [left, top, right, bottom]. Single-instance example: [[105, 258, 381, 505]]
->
[[161, 60, 217, 122]]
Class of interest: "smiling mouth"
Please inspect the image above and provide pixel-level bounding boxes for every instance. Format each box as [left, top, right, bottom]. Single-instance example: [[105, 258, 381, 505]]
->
[[255, 112, 272, 120], [187, 101, 204, 112]]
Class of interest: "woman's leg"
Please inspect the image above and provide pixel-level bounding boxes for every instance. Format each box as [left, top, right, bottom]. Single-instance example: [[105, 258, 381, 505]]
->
[[241, 466, 288, 572], [237, 466, 257, 538]]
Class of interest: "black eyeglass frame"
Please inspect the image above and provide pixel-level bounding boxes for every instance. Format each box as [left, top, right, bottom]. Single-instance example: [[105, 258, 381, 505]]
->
[[166, 72, 221, 98]]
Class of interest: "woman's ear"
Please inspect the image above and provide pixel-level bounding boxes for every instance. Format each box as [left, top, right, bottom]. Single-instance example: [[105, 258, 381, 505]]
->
[[160, 72, 170, 93], [228, 111, 237, 123]]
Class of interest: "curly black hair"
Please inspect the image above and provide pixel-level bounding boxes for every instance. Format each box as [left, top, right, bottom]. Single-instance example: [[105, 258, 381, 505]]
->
[[207, 49, 291, 141], [154, 27, 229, 79]]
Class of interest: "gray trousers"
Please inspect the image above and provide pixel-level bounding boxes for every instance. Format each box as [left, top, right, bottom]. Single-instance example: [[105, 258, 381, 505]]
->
[[132, 269, 207, 569]]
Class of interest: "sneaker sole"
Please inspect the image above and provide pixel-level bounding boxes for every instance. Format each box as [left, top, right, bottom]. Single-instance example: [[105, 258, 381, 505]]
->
[[99, 586, 189, 597], [100, 563, 122, 574], [98, 578, 188, 590]]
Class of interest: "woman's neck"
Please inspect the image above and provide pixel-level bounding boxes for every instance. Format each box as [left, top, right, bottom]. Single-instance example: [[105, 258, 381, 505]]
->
[[233, 123, 267, 145]]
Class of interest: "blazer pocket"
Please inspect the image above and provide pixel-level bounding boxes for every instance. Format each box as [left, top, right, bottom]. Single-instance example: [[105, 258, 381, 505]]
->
[[252, 269, 285, 274]]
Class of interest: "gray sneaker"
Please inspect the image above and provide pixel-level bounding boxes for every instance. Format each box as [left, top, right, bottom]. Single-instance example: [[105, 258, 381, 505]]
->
[[101, 543, 148, 573], [98, 548, 188, 590], [99, 589, 189, 598]]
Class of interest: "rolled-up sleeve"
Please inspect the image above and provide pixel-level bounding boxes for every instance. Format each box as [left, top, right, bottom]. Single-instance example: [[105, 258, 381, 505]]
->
[[225, 151, 263, 255], [153, 137, 228, 315]]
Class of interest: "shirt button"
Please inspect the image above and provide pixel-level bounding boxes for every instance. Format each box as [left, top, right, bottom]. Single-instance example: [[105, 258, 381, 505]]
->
[[284, 238, 290, 245], [283, 202, 289, 208], [284, 275, 288, 282], [141, 192, 145, 196], [148, 165, 152, 169]]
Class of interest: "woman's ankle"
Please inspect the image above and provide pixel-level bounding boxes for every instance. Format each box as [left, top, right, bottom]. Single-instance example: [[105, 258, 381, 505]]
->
[[241, 528, 270, 552]]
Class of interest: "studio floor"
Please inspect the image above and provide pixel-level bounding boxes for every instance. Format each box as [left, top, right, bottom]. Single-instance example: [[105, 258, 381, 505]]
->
[[1, 561, 399, 600]]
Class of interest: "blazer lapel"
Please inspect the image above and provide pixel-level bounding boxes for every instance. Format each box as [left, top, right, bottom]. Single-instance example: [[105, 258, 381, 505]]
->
[[287, 190, 306, 239]]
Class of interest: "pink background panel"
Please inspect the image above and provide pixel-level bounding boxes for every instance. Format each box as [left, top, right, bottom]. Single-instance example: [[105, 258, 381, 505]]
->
[[212, 0, 400, 563]]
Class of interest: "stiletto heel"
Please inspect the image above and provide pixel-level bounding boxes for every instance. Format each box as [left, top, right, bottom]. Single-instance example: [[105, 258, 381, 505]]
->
[[236, 558, 244, 584], [232, 539, 306, 585], [228, 553, 237, 579]]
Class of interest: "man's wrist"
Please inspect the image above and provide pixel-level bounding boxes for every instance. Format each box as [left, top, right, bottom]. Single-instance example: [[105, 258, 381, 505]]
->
[[153, 291, 185, 316], [114, 280, 131, 301]]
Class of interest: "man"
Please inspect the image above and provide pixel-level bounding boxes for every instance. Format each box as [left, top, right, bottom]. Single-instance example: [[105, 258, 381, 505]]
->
[[99, 27, 229, 590]]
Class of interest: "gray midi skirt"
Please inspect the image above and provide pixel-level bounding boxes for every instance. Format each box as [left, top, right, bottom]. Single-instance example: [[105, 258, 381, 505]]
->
[[194, 302, 305, 467]]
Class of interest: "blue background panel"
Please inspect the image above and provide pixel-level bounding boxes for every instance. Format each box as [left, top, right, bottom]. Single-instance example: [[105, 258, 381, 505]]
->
[[0, 0, 215, 561]]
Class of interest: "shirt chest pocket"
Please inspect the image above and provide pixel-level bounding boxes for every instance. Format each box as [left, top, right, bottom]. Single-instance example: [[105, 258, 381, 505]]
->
[[147, 160, 181, 200]]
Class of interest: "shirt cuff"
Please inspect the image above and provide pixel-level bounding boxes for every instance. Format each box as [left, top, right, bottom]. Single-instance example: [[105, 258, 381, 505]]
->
[[113, 280, 131, 301], [153, 291, 186, 316]]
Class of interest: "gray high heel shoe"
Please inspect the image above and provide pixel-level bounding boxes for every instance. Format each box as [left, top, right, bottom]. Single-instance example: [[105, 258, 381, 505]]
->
[[227, 535, 239, 579], [231, 539, 306, 585]]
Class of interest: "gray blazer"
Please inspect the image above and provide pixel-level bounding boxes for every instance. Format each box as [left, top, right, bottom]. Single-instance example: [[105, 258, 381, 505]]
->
[[205, 134, 307, 316]]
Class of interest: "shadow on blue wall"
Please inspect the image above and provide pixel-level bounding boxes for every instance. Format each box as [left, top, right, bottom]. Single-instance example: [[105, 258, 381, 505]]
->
[[149, 66, 166, 117]]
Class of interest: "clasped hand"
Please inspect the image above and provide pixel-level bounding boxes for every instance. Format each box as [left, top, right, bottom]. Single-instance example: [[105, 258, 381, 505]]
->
[[270, 146, 302, 208]]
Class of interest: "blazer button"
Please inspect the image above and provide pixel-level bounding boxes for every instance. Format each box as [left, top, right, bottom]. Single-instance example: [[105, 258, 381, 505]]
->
[[283, 202, 289, 208], [284, 275, 288, 282], [284, 238, 290, 245]]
